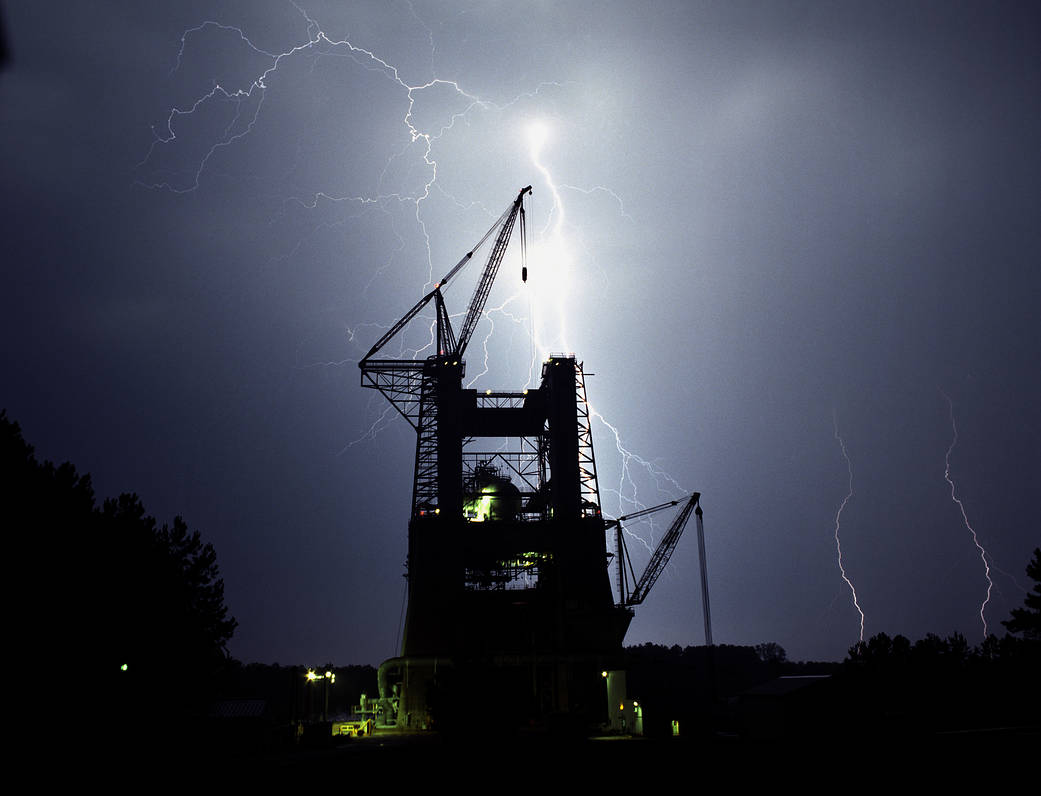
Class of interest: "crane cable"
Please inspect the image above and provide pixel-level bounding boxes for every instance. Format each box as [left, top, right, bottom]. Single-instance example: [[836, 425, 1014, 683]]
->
[[437, 202, 512, 295], [521, 197, 537, 386]]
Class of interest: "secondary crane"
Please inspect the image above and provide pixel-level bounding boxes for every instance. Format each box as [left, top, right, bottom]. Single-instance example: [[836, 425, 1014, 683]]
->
[[607, 493, 713, 645]]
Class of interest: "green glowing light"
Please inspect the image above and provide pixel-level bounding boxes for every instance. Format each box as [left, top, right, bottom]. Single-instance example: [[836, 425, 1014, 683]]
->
[[464, 478, 521, 522]]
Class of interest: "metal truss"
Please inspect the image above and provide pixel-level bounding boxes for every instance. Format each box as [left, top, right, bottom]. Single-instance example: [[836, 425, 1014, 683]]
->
[[575, 362, 603, 518], [359, 360, 428, 429]]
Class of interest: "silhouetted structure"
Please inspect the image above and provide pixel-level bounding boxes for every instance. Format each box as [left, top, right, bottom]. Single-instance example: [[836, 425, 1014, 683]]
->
[[359, 188, 701, 730], [359, 187, 707, 730], [364, 346, 628, 726]]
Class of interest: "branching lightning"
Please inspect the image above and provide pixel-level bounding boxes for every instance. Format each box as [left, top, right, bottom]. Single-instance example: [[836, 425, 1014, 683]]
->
[[940, 389, 994, 639], [559, 183, 634, 223], [590, 408, 689, 556], [143, 6, 689, 564], [832, 410, 866, 643], [142, 5, 489, 203], [139, 3, 555, 280]]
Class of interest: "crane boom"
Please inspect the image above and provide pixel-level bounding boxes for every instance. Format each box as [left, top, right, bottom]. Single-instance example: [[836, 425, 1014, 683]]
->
[[611, 498, 681, 526], [454, 185, 531, 357], [359, 185, 531, 367]]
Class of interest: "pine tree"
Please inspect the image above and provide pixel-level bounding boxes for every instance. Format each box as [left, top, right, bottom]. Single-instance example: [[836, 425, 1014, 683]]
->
[[1002, 548, 1041, 640]]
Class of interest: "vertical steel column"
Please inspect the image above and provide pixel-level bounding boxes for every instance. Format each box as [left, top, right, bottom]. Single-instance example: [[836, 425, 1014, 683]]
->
[[695, 502, 712, 646]]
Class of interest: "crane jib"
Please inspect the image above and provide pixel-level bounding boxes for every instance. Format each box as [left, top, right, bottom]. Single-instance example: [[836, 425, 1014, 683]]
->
[[359, 186, 532, 367]]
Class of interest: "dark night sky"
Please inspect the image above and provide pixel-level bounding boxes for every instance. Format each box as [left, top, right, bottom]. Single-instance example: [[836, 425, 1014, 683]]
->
[[2, 1, 1038, 666]]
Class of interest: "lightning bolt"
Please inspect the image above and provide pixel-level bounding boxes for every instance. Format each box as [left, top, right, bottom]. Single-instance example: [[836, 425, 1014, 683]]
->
[[832, 410, 866, 643], [525, 119, 572, 360], [940, 389, 994, 639], [144, 6, 572, 449], [520, 121, 695, 561], [143, 7, 690, 547]]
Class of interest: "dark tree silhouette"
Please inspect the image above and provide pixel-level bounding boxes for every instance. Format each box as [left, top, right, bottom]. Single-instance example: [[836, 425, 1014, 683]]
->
[[754, 642, 787, 665], [102, 493, 237, 700], [1002, 547, 1041, 640], [1, 410, 236, 720]]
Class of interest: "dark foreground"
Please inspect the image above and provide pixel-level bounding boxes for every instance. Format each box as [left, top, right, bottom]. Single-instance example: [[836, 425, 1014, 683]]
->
[[108, 722, 1039, 780]]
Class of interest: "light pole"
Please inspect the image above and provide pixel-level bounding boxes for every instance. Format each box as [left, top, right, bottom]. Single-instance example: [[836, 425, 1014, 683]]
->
[[305, 669, 336, 722]]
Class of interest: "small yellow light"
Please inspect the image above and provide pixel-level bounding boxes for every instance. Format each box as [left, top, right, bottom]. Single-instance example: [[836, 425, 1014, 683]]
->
[[601, 671, 608, 678], [486, 389, 492, 395]]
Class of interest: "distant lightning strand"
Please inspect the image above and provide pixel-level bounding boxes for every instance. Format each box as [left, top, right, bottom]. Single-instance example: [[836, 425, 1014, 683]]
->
[[940, 389, 993, 639], [832, 411, 866, 642]]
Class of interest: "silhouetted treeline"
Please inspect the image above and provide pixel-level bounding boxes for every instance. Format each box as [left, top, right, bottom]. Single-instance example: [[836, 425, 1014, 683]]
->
[[840, 630, 1040, 736], [624, 641, 842, 736], [626, 622, 1039, 740], [833, 549, 1041, 737], [1, 411, 236, 730]]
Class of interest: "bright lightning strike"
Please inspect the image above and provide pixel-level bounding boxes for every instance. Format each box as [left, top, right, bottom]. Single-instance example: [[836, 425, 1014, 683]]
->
[[940, 389, 993, 639], [522, 119, 690, 554], [525, 119, 574, 360], [832, 410, 866, 642], [146, 7, 684, 532]]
